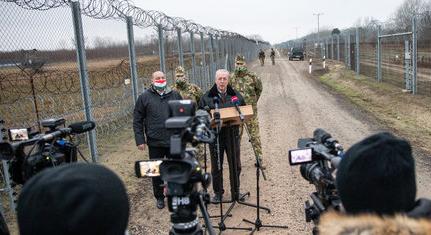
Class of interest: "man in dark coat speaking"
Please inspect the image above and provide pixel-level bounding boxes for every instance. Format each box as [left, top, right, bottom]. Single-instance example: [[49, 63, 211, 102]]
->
[[199, 69, 246, 203]]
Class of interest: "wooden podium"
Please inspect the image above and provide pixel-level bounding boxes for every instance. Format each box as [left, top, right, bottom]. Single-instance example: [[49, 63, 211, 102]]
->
[[211, 105, 254, 127]]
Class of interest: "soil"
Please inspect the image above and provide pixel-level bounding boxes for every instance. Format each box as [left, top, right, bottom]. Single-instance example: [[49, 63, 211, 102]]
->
[[99, 56, 431, 234], [5, 55, 431, 235]]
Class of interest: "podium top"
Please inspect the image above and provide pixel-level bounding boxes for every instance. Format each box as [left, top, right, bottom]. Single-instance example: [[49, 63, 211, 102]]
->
[[210, 105, 254, 127]]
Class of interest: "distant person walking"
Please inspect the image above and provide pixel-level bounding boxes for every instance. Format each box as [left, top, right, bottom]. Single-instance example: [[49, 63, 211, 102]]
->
[[258, 49, 265, 66], [270, 48, 276, 65]]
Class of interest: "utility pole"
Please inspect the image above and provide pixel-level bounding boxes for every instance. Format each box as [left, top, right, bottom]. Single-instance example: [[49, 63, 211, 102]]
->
[[294, 27, 299, 47], [313, 13, 324, 56]]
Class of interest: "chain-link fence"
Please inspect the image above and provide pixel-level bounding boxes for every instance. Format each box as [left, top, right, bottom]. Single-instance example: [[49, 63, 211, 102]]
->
[[280, 13, 431, 97], [0, 0, 270, 215], [0, 0, 270, 157]]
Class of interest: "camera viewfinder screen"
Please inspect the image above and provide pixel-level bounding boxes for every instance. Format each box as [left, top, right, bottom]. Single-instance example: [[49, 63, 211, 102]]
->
[[139, 160, 163, 177], [289, 148, 313, 165], [9, 128, 29, 141]]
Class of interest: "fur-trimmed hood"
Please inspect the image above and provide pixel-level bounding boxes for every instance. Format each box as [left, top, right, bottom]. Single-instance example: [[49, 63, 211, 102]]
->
[[319, 211, 431, 235]]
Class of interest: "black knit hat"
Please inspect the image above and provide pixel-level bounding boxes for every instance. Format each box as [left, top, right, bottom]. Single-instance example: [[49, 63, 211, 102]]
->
[[336, 132, 416, 215], [18, 163, 129, 235]]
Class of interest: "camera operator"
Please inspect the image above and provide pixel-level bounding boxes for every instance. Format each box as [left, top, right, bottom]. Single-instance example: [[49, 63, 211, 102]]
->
[[318, 132, 431, 234], [133, 71, 182, 209], [198, 69, 246, 203], [17, 163, 130, 235]]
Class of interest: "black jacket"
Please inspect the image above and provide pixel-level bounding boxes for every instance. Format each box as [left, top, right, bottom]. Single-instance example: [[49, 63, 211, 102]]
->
[[198, 84, 246, 110], [133, 86, 182, 147]]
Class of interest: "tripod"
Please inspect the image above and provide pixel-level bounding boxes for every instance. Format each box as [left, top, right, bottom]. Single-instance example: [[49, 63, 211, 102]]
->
[[241, 122, 289, 234]]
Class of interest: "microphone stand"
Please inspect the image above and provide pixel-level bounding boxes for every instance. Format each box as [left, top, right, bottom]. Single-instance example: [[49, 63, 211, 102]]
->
[[210, 97, 251, 233], [234, 104, 288, 234]]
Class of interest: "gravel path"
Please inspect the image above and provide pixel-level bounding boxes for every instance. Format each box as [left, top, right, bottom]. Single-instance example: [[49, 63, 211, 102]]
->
[[105, 55, 431, 235]]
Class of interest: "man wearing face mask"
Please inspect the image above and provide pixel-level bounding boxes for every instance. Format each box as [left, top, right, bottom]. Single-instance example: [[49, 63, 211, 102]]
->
[[230, 55, 263, 164], [133, 71, 182, 209]]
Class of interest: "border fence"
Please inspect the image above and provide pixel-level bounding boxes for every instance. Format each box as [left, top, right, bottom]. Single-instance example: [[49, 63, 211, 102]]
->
[[280, 14, 431, 97], [0, 0, 269, 215]]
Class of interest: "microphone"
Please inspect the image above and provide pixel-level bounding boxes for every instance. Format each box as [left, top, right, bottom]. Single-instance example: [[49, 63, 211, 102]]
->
[[313, 128, 332, 144], [41, 121, 96, 141], [41, 128, 71, 141], [231, 96, 244, 122], [69, 121, 96, 134], [212, 97, 221, 127], [213, 96, 220, 110], [203, 106, 212, 118]]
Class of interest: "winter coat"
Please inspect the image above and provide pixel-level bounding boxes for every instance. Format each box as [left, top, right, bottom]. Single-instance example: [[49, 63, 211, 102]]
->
[[198, 84, 245, 110], [133, 86, 182, 147]]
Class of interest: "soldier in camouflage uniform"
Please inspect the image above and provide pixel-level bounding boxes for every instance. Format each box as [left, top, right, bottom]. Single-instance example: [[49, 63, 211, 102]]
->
[[171, 66, 205, 160], [172, 66, 203, 103], [229, 55, 264, 161]]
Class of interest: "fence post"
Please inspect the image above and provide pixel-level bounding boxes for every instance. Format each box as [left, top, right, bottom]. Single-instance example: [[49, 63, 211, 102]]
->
[[412, 16, 417, 94], [336, 34, 340, 61], [126, 16, 139, 104], [200, 32, 207, 84], [356, 27, 360, 76], [331, 36, 334, 59], [347, 33, 351, 69], [177, 28, 184, 67], [377, 25, 382, 82], [209, 34, 215, 83], [157, 24, 166, 73], [325, 38, 329, 58], [224, 38, 229, 69], [214, 35, 220, 69], [71, 1, 98, 162], [344, 34, 348, 65], [190, 32, 196, 81]]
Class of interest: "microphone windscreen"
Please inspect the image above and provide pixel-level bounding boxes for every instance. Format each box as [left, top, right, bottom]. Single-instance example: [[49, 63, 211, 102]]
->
[[313, 128, 332, 143], [69, 121, 96, 134], [213, 96, 220, 104], [231, 96, 239, 104]]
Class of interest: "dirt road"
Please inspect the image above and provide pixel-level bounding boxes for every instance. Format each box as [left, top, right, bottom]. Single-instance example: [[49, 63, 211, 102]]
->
[[104, 55, 431, 235]]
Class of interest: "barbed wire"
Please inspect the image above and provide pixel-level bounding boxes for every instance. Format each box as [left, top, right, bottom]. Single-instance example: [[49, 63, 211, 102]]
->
[[2, 0, 269, 44]]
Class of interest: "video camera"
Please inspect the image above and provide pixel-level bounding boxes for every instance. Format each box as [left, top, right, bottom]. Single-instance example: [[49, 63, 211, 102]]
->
[[135, 100, 216, 235], [288, 128, 343, 230], [0, 118, 95, 185]]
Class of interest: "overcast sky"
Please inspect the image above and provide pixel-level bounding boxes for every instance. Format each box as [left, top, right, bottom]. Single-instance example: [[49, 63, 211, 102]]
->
[[133, 0, 406, 44], [0, 0, 407, 52]]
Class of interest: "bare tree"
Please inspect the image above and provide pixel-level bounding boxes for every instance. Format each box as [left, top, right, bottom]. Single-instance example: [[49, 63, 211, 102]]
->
[[392, 0, 429, 31]]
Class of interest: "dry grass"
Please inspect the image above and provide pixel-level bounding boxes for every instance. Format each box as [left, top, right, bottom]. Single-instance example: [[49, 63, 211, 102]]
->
[[318, 60, 431, 153]]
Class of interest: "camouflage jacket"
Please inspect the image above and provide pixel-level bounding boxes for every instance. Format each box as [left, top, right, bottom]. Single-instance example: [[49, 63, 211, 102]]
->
[[230, 69, 263, 106], [171, 81, 203, 104]]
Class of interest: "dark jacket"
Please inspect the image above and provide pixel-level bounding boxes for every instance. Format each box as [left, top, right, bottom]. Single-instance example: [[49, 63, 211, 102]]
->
[[133, 86, 182, 147], [198, 84, 246, 110]]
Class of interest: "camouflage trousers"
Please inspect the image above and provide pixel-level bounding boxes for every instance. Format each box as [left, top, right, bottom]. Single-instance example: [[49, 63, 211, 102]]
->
[[240, 114, 262, 159], [188, 143, 207, 166], [259, 58, 265, 66]]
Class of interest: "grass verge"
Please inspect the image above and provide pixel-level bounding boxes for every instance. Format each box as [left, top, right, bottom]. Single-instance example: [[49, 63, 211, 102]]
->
[[317, 61, 431, 154]]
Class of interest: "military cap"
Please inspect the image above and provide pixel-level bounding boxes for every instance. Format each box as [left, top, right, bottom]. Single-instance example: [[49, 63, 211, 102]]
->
[[235, 55, 246, 65], [175, 66, 186, 77]]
